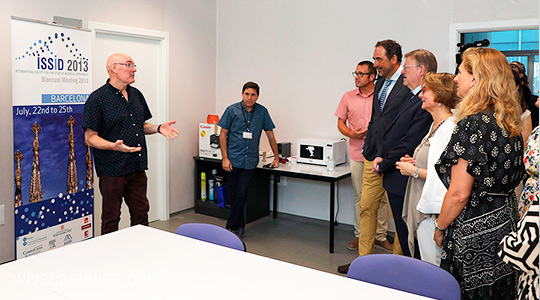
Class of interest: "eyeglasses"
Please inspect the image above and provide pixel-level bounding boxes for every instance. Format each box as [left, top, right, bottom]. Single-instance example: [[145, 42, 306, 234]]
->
[[114, 62, 137, 68], [403, 64, 420, 70], [352, 71, 373, 78]]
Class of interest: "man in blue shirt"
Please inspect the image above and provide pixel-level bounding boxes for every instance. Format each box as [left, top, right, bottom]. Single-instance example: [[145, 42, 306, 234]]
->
[[218, 82, 279, 237]]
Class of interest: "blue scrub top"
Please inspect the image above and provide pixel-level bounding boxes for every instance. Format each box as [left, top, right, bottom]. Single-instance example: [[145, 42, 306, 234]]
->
[[218, 101, 275, 169]]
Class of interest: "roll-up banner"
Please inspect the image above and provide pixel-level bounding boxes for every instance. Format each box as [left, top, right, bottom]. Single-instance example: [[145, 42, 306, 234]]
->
[[11, 17, 94, 259]]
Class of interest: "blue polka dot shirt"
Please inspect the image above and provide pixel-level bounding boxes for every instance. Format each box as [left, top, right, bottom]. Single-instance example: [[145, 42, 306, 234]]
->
[[82, 80, 152, 176]]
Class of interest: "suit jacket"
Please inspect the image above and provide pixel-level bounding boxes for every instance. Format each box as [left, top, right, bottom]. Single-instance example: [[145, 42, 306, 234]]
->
[[363, 74, 411, 161], [379, 92, 432, 196]]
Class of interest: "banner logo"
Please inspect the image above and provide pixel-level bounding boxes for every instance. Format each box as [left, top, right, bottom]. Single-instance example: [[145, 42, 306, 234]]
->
[[14, 32, 89, 73], [63, 234, 73, 245]]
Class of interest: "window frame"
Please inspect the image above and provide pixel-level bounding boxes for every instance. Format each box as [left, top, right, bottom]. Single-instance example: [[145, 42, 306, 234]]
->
[[449, 19, 539, 70], [450, 19, 539, 95]]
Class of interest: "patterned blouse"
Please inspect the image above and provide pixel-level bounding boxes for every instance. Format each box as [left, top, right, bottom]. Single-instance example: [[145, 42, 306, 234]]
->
[[519, 126, 539, 217]]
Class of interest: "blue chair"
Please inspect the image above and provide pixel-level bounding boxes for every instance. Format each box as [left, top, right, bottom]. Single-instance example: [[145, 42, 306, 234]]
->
[[347, 254, 460, 300], [175, 223, 246, 251]]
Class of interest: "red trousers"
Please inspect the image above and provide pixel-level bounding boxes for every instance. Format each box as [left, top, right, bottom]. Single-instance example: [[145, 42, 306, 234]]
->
[[99, 171, 149, 234]]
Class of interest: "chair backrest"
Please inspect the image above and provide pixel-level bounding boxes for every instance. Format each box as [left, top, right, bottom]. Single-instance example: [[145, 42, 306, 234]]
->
[[175, 223, 246, 251], [347, 254, 460, 300]]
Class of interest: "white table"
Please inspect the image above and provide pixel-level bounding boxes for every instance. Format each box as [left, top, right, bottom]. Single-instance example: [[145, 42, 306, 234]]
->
[[1, 225, 429, 300], [258, 162, 351, 253], [0, 267, 70, 299]]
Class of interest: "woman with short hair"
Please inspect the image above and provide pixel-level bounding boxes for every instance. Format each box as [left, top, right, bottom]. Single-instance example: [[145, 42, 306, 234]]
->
[[397, 72, 458, 266]]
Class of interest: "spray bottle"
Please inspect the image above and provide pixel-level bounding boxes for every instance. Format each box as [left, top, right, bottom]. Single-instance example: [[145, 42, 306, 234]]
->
[[201, 172, 207, 201]]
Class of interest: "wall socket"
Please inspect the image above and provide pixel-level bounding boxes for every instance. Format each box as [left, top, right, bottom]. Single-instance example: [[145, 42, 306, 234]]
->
[[0, 204, 4, 225]]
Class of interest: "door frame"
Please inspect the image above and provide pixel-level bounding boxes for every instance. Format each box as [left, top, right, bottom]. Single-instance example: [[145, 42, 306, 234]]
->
[[88, 21, 170, 221], [448, 18, 539, 71]]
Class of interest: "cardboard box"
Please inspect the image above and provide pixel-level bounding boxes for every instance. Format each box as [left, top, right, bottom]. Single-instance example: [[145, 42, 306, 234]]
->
[[199, 123, 222, 159]]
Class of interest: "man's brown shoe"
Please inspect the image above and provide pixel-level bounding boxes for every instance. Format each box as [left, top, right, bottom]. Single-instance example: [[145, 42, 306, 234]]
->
[[337, 263, 351, 274], [347, 237, 359, 251], [375, 239, 394, 251]]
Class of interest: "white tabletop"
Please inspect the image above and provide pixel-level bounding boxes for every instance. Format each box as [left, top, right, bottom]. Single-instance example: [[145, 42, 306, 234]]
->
[[258, 161, 351, 179], [0, 267, 70, 299], [1, 225, 429, 300]]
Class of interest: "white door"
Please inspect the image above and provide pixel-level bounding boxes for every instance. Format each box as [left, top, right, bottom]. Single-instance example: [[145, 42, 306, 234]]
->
[[89, 22, 170, 235]]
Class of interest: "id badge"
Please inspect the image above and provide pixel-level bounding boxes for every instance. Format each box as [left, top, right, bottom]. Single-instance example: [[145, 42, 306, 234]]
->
[[243, 131, 253, 140]]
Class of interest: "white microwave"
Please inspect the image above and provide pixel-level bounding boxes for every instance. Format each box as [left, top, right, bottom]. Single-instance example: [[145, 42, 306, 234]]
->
[[296, 138, 347, 166]]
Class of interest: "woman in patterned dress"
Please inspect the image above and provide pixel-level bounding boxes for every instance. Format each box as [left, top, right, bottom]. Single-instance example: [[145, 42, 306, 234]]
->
[[433, 47, 525, 300], [518, 97, 540, 218], [499, 196, 539, 300]]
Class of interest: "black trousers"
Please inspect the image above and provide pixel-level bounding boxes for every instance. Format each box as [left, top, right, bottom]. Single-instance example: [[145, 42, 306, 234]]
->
[[387, 192, 411, 257], [226, 168, 255, 231]]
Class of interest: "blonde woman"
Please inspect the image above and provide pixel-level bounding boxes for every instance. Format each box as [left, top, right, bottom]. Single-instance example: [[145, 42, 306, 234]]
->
[[434, 47, 524, 300]]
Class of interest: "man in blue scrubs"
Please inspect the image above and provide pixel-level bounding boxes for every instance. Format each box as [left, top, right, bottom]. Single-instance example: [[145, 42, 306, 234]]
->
[[218, 82, 279, 237]]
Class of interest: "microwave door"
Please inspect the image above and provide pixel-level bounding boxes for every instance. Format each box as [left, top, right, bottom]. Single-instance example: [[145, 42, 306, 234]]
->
[[300, 144, 324, 160]]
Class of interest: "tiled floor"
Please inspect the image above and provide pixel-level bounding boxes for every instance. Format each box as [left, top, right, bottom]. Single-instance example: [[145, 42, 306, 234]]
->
[[150, 209, 392, 275]]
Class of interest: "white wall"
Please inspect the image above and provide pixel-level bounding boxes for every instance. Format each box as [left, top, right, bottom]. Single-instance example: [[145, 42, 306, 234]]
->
[[0, 0, 216, 263], [0, 0, 537, 263], [215, 0, 539, 224]]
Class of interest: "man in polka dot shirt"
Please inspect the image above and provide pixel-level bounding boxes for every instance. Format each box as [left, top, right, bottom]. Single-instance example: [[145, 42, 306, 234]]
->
[[82, 53, 179, 234]]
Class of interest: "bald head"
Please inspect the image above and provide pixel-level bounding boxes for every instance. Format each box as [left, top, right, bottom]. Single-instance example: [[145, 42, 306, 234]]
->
[[106, 53, 133, 74], [106, 53, 137, 89]]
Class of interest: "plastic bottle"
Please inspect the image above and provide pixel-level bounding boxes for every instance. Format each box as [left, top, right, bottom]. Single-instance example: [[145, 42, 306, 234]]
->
[[208, 169, 217, 201], [201, 172, 207, 201], [327, 156, 335, 172]]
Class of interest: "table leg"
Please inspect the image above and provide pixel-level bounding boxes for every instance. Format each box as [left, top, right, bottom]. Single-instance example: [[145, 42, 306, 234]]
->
[[273, 175, 278, 218], [329, 181, 335, 253]]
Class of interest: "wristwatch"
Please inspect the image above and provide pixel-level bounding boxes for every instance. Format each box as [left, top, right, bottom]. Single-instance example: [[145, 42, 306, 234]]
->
[[413, 167, 419, 179]]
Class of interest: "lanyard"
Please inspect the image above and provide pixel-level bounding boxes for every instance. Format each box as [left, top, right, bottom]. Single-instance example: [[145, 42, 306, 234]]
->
[[241, 104, 255, 132]]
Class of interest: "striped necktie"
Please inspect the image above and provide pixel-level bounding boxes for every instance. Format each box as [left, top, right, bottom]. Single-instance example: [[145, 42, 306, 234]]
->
[[379, 79, 393, 111]]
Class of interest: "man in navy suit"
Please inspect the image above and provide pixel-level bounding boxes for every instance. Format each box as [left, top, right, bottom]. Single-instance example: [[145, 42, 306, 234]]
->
[[371, 49, 436, 256], [345, 40, 412, 268]]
